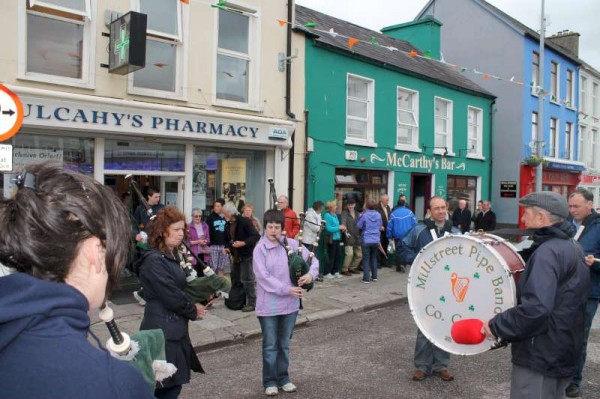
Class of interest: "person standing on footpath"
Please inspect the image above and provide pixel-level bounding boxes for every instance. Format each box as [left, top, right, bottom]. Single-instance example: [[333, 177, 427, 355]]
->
[[301, 201, 323, 252], [374, 194, 391, 267], [451, 199, 472, 234], [356, 199, 383, 283], [397, 196, 459, 382], [386, 197, 417, 273], [340, 198, 362, 275], [474, 200, 496, 231], [223, 202, 260, 313], [565, 188, 600, 398], [323, 200, 346, 279], [206, 198, 230, 276], [253, 209, 319, 396], [481, 191, 589, 399], [278, 195, 301, 239]]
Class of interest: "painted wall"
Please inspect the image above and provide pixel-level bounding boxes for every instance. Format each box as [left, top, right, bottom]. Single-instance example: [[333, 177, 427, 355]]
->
[[304, 41, 493, 207]]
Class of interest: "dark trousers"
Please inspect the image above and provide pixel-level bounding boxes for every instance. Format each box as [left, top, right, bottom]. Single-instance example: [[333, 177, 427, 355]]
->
[[155, 385, 182, 399], [380, 234, 389, 266], [231, 257, 256, 307], [325, 241, 341, 275]]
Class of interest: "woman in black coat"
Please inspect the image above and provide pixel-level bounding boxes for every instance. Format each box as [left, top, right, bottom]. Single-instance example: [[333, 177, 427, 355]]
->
[[139, 206, 207, 399]]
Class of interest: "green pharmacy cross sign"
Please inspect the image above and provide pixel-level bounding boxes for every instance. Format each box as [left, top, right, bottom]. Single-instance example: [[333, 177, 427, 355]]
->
[[108, 11, 147, 75]]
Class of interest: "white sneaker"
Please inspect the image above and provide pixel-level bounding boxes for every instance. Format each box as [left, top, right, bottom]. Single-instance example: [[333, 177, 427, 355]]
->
[[280, 382, 297, 393], [333, 272, 341, 279], [323, 273, 334, 279], [265, 386, 278, 396], [133, 291, 146, 306]]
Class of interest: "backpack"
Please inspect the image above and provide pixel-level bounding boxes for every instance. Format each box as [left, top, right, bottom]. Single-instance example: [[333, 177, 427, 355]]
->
[[224, 281, 246, 310]]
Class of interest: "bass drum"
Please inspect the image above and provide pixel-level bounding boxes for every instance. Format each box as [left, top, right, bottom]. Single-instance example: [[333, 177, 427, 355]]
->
[[407, 233, 525, 355]]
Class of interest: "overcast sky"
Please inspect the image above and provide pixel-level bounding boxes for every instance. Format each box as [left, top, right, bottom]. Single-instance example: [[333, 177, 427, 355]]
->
[[296, 0, 600, 70]]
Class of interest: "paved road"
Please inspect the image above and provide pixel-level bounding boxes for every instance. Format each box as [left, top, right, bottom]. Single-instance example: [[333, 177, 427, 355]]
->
[[181, 302, 600, 398]]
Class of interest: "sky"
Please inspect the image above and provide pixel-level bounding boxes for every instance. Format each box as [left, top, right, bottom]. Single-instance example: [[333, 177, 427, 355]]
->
[[295, 0, 600, 70]]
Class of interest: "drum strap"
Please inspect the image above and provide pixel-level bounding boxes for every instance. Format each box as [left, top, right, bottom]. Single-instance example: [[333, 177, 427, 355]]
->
[[429, 229, 449, 240]]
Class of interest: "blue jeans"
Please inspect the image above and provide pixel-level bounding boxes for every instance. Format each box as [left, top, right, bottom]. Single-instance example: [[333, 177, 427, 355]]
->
[[361, 243, 379, 282], [414, 329, 450, 374], [571, 298, 600, 386], [258, 312, 298, 388]]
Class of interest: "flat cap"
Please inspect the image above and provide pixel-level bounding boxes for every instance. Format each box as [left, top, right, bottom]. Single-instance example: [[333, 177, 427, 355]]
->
[[518, 191, 569, 219]]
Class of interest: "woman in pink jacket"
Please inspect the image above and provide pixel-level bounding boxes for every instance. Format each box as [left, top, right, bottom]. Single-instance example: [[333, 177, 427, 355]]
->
[[188, 208, 211, 270], [253, 209, 319, 396]]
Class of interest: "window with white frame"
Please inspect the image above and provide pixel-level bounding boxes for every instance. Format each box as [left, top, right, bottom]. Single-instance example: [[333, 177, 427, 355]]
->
[[532, 52, 539, 94], [579, 125, 588, 164], [346, 75, 374, 144], [581, 76, 587, 112], [396, 87, 419, 149], [564, 122, 572, 160], [549, 118, 558, 157], [467, 106, 482, 156], [550, 61, 559, 100], [593, 82, 598, 117], [216, 6, 257, 105], [593, 129, 600, 170], [531, 112, 538, 145], [131, 0, 184, 95], [23, 0, 93, 85], [434, 97, 453, 151], [566, 69, 574, 107]]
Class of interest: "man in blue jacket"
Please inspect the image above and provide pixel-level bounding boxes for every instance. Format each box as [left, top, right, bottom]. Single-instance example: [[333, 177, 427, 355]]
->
[[397, 196, 459, 382], [482, 191, 589, 398], [387, 197, 417, 273], [565, 188, 600, 397]]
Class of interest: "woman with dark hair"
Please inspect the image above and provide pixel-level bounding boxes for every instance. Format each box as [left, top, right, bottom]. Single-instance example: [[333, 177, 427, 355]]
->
[[138, 206, 207, 399], [253, 209, 319, 396], [0, 163, 153, 398]]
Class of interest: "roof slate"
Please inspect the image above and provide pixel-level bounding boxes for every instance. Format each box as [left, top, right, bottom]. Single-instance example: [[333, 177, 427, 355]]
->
[[295, 5, 495, 99]]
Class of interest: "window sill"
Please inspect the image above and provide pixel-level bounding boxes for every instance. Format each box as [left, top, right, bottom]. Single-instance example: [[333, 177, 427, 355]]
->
[[466, 154, 485, 161], [344, 139, 378, 148], [213, 99, 263, 113], [18, 73, 95, 90], [549, 100, 561, 106], [129, 87, 187, 102], [394, 145, 421, 153]]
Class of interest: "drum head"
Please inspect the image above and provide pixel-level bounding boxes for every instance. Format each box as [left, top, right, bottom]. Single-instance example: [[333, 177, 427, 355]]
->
[[407, 234, 517, 355]]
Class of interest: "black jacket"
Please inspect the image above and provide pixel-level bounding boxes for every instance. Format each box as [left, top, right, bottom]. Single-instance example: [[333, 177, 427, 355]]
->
[[139, 248, 204, 388], [225, 214, 260, 261], [452, 208, 472, 234], [206, 211, 227, 246], [474, 210, 496, 231], [489, 221, 589, 378]]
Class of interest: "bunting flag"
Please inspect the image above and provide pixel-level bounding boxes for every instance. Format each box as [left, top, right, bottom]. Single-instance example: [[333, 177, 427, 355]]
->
[[327, 28, 338, 38], [348, 37, 359, 49], [371, 36, 380, 46], [277, 19, 288, 27], [409, 50, 418, 58], [180, 0, 189, 4], [304, 22, 316, 28], [211, 0, 227, 9]]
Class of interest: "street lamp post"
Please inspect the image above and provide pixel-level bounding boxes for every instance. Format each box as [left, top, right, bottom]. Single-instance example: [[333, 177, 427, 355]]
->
[[535, 0, 546, 192]]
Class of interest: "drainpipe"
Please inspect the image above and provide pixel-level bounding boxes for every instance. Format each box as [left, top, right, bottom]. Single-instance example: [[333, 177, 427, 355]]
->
[[286, 0, 296, 208], [303, 109, 310, 210], [489, 99, 496, 201]]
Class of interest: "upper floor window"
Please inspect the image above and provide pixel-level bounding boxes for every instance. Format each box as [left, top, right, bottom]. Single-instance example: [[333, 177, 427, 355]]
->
[[549, 118, 558, 158], [131, 0, 185, 97], [346, 74, 374, 145], [564, 122, 572, 160], [532, 51, 539, 94], [531, 112, 538, 145], [566, 69, 574, 107], [579, 125, 588, 164], [593, 129, 600, 170], [550, 61, 559, 100], [467, 106, 483, 157], [22, 0, 94, 86], [593, 82, 598, 117], [581, 76, 587, 112], [216, 5, 258, 107], [396, 87, 419, 150], [434, 97, 453, 152]]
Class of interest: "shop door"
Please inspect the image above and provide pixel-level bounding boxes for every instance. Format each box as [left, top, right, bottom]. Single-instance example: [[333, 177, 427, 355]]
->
[[411, 174, 432, 220], [161, 176, 184, 210]]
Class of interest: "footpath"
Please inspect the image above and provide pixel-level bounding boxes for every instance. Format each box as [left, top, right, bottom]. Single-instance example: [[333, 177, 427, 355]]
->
[[90, 268, 409, 350]]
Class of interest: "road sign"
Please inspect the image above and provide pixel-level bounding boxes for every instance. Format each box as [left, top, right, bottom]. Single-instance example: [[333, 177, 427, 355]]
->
[[0, 85, 24, 142]]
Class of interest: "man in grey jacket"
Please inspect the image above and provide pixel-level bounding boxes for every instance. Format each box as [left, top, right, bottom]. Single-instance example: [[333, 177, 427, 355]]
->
[[340, 199, 362, 275]]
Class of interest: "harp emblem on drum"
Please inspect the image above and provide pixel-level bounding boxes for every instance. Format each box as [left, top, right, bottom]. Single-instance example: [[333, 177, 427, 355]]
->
[[450, 272, 470, 303]]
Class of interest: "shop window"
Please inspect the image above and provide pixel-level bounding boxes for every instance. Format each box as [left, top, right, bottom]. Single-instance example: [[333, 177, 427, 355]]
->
[[434, 97, 453, 154], [447, 175, 477, 213], [215, 4, 258, 108], [193, 147, 265, 216], [131, 0, 185, 97], [2, 134, 94, 199], [346, 74, 374, 146], [396, 87, 419, 150], [104, 140, 184, 172], [22, 0, 94, 87], [334, 168, 387, 211], [467, 106, 482, 157]]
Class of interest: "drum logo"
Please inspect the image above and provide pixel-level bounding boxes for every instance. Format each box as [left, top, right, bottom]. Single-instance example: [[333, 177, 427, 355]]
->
[[450, 272, 470, 302]]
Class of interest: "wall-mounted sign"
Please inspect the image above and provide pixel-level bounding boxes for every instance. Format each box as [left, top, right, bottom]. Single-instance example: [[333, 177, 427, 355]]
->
[[500, 181, 517, 198], [268, 127, 288, 140], [0, 144, 12, 171], [109, 11, 147, 75], [345, 150, 357, 161], [0, 84, 24, 142]]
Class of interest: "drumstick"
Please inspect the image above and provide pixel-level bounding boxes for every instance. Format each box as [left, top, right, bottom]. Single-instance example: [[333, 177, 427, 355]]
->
[[594, 258, 600, 263]]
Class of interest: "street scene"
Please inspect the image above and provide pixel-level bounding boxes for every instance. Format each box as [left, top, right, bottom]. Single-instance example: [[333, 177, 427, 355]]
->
[[1, 0, 600, 398]]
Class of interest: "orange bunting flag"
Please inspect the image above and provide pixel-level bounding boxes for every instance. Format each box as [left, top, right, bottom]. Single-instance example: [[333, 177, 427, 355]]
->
[[180, 0, 189, 3], [482, 74, 491, 80], [409, 50, 418, 58], [348, 37, 359, 49], [277, 19, 287, 27]]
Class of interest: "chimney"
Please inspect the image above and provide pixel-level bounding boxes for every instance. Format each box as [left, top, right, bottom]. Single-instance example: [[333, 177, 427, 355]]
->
[[546, 30, 580, 57], [381, 15, 442, 60]]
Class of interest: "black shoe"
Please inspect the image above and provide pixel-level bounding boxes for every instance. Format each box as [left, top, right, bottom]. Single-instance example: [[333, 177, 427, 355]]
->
[[396, 265, 405, 273], [565, 383, 581, 398]]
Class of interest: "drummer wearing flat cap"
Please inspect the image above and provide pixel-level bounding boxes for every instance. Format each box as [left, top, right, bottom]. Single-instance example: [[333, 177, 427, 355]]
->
[[481, 191, 589, 399]]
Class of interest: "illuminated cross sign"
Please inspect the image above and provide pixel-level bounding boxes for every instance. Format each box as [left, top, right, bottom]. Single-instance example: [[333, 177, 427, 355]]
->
[[109, 11, 147, 75]]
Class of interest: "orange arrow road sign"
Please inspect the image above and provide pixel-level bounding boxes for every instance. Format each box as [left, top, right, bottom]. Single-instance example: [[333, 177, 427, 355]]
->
[[0, 85, 24, 142]]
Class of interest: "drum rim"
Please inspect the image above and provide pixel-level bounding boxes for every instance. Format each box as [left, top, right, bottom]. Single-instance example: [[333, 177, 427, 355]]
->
[[407, 233, 518, 356]]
